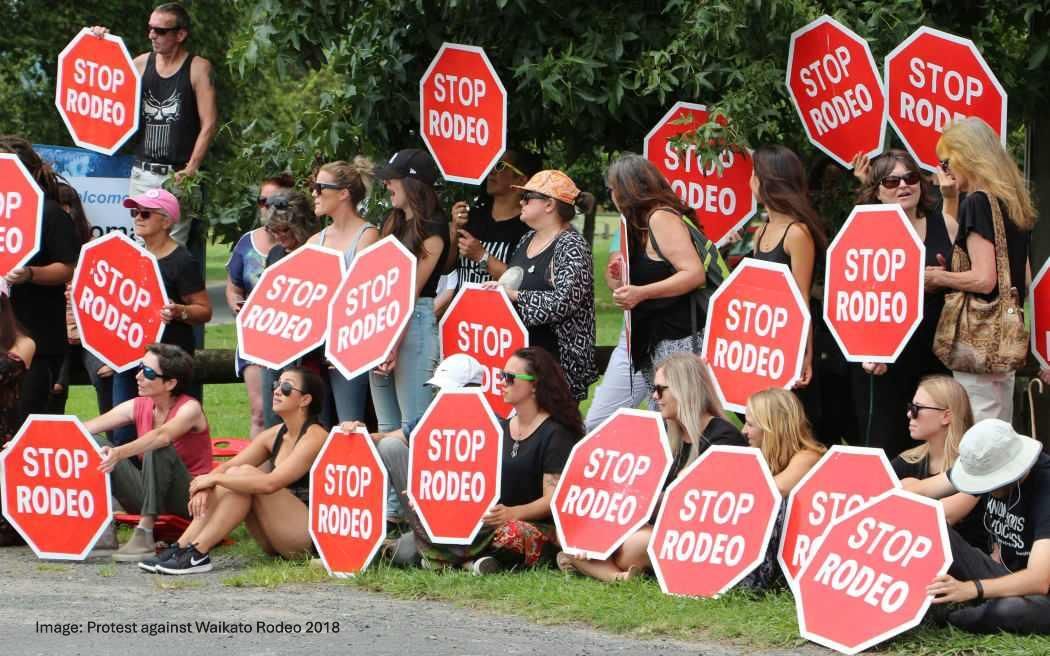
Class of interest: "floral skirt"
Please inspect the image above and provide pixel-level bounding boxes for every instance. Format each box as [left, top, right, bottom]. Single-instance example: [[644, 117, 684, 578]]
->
[[417, 520, 558, 569]]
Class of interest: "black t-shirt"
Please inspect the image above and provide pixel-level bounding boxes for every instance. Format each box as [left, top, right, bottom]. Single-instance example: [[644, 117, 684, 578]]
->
[[498, 416, 575, 508], [508, 233, 560, 359], [978, 452, 1050, 572], [157, 245, 205, 354], [11, 199, 78, 356], [954, 191, 1031, 302], [419, 217, 451, 298], [892, 453, 987, 550], [266, 244, 288, 267], [457, 206, 529, 285], [665, 417, 747, 486]]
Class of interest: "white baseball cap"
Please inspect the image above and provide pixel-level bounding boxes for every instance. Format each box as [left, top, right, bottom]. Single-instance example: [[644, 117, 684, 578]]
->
[[949, 419, 1043, 494], [426, 353, 485, 390]]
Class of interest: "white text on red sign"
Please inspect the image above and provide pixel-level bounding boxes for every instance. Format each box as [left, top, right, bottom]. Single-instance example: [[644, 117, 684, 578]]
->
[[64, 59, 130, 126], [657, 490, 756, 566], [800, 46, 875, 136], [316, 463, 375, 539], [15, 447, 96, 519], [560, 448, 651, 525], [428, 74, 491, 145], [418, 429, 488, 503], [77, 259, 154, 348]]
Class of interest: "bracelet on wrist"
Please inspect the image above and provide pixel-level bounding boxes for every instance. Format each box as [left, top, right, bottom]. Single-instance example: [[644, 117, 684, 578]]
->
[[26, 266, 34, 282], [973, 579, 984, 602]]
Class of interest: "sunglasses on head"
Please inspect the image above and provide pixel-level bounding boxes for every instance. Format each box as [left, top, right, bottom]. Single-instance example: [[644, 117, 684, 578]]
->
[[147, 25, 178, 35], [880, 172, 922, 189], [499, 370, 536, 384], [272, 379, 305, 396], [907, 402, 946, 419], [139, 365, 171, 381], [652, 384, 669, 400], [129, 208, 163, 220], [310, 181, 345, 195], [494, 160, 525, 177]]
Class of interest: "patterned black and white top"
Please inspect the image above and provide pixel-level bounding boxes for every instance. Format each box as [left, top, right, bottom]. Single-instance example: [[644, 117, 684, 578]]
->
[[509, 228, 598, 400]]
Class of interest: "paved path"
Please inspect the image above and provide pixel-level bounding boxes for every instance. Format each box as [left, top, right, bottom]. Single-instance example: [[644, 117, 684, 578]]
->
[[0, 545, 826, 656]]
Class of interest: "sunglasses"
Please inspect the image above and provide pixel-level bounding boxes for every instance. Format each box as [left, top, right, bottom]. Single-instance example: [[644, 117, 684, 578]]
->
[[939, 159, 951, 173], [147, 25, 178, 35], [129, 208, 164, 220], [880, 172, 922, 189], [521, 191, 549, 203], [310, 182, 346, 195], [494, 160, 525, 177], [907, 402, 946, 419], [272, 379, 305, 396], [266, 223, 292, 235], [139, 365, 171, 381], [258, 195, 290, 209], [499, 370, 537, 384], [652, 384, 670, 400]]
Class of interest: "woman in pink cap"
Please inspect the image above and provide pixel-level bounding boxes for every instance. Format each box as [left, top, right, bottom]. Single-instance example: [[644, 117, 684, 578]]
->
[[109, 187, 212, 447]]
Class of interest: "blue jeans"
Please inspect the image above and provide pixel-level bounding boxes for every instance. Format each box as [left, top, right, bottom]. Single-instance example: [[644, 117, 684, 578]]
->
[[585, 328, 650, 433], [370, 297, 439, 433], [328, 368, 370, 423]]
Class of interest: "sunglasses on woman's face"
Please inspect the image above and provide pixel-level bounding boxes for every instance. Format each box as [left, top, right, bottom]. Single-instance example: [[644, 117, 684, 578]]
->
[[498, 370, 536, 385], [907, 402, 946, 420], [310, 182, 345, 195], [880, 172, 922, 189], [129, 208, 163, 220], [273, 379, 305, 396], [493, 160, 525, 177], [652, 384, 669, 400], [139, 365, 170, 381], [939, 159, 951, 173]]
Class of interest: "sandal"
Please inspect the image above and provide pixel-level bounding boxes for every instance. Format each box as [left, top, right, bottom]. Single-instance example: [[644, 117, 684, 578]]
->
[[555, 551, 578, 574]]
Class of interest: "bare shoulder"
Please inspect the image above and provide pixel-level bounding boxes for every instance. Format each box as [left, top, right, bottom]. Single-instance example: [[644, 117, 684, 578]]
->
[[784, 221, 815, 250], [133, 52, 149, 72], [190, 56, 214, 84]]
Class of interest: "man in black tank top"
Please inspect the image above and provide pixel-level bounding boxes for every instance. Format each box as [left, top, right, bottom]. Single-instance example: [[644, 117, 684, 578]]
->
[[93, 3, 218, 247]]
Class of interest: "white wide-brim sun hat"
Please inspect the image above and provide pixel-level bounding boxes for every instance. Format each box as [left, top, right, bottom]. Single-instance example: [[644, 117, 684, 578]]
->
[[949, 418, 1043, 495]]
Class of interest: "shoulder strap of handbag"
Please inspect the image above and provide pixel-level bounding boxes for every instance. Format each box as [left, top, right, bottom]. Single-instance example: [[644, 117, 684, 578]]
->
[[986, 193, 1014, 301]]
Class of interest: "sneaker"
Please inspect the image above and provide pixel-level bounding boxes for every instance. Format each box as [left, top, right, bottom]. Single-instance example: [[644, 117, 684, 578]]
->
[[138, 544, 185, 573], [112, 528, 155, 562], [470, 556, 502, 576], [155, 545, 212, 575]]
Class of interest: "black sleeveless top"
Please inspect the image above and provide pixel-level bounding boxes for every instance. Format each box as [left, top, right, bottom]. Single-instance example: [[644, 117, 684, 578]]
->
[[752, 220, 798, 267], [135, 53, 200, 165], [270, 419, 318, 501], [511, 233, 561, 359]]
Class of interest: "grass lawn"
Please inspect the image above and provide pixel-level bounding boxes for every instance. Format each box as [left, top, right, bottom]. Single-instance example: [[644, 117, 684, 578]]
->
[[204, 238, 233, 283]]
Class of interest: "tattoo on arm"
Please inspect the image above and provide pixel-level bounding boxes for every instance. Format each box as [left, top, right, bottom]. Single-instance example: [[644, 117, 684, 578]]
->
[[543, 473, 561, 493]]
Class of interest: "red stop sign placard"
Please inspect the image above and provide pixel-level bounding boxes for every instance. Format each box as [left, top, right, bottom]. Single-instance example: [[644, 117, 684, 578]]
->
[[786, 15, 886, 168], [238, 245, 344, 370], [408, 389, 503, 544], [649, 446, 781, 598], [55, 29, 141, 156], [309, 427, 387, 577], [0, 415, 112, 560], [643, 102, 756, 246], [885, 26, 1007, 172], [326, 236, 416, 381], [795, 489, 951, 655], [0, 154, 43, 279], [551, 409, 671, 559], [439, 285, 528, 418], [1031, 259, 1050, 370], [71, 233, 169, 373], [778, 445, 900, 590], [701, 259, 810, 414], [823, 204, 925, 362], [420, 43, 507, 185]]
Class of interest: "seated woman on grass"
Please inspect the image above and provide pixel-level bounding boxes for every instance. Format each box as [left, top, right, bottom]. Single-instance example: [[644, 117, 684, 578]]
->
[[558, 353, 746, 581], [140, 368, 328, 575]]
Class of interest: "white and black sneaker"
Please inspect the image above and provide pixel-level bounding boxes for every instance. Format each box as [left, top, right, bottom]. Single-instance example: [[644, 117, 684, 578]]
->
[[138, 544, 185, 573], [155, 544, 212, 575]]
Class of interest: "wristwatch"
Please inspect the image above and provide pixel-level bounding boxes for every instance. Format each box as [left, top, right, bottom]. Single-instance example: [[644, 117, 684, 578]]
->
[[478, 251, 489, 266]]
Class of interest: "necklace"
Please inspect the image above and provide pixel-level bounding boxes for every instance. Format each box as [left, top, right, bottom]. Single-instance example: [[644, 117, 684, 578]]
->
[[510, 413, 547, 458]]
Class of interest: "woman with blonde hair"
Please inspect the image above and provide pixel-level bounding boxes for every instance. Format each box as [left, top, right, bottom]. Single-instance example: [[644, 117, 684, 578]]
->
[[307, 157, 379, 422], [895, 375, 984, 548], [743, 388, 826, 497], [926, 117, 1036, 422], [556, 353, 745, 581]]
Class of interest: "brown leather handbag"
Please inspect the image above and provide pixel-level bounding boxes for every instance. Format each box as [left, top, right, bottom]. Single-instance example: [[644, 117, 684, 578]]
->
[[933, 194, 1029, 374]]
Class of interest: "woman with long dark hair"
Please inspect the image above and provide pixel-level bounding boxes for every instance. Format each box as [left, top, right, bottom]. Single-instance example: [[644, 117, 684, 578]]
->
[[140, 368, 329, 574], [605, 153, 706, 383], [371, 149, 450, 432], [416, 346, 583, 574], [0, 285, 35, 545], [0, 136, 77, 418]]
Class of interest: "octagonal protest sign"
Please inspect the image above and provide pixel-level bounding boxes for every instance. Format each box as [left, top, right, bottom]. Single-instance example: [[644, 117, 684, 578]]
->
[[309, 426, 387, 577], [420, 43, 507, 185], [408, 389, 502, 544], [885, 26, 1007, 172], [326, 236, 416, 381], [55, 29, 141, 156], [551, 408, 672, 560], [643, 101, 756, 246], [786, 15, 886, 168], [823, 204, 925, 362], [237, 244, 344, 370], [0, 154, 44, 279], [795, 489, 950, 655], [440, 284, 528, 417], [778, 445, 900, 590], [0, 415, 112, 560], [70, 232, 168, 373], [1032, 259, 1050, 370], [701, 259, 810, 414], [649, 446, 781, 598]]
